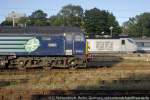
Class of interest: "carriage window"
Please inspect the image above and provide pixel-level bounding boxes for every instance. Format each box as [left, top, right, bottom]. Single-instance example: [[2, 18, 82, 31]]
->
[[127, 39, 134, 43], [122, 40, 125, 45], [137, 42, 144, 47], [66, 34, 73, 42], [144, 43, 150, 47]]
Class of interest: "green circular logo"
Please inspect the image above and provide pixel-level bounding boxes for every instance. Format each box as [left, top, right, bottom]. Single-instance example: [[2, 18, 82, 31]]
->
[[25, 38, 40, 53]]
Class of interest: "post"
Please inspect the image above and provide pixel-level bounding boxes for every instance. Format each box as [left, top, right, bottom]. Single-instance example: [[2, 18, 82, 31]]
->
[[11, 11, 16, 27], [12, 17, 15, 27], [109, 26, 113, 37]]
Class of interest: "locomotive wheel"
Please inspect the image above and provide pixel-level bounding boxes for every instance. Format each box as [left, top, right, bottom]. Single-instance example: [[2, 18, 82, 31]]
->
[[16, 61, 26, 70], [43, 60, 53, 70], [43, 64, 53, 70], [69, 60, 78, 69], [0, 61, 6, 68]]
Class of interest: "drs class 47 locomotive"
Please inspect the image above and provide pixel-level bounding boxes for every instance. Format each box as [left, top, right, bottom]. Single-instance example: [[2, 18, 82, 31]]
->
[[0, 33, 87, 70]]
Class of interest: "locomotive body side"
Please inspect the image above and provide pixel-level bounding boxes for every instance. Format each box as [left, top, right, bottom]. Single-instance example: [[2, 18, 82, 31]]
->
[[0, 33, 86, 69], [86, 38, 137, 53]]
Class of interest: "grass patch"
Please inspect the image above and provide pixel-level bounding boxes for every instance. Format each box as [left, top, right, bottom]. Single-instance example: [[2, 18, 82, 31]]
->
[[0, 81, 18, 87], [0, 79, 28, 87]]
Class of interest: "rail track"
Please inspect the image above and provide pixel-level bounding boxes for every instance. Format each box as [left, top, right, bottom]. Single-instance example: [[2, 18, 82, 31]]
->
[[0, 62, 150, 100], [0, 67, 105, 74], [0, 57, 150, 77], [0, 53, 149, 73], [0, 89, 150, 100], [0, 65, 150, 75]]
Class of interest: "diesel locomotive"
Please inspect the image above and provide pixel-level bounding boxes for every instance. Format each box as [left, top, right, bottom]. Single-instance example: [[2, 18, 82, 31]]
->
[[0, 33, 87, 69]]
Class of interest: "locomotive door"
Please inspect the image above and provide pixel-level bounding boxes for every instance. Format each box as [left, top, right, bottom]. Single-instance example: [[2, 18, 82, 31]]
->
[[65, 34, 73, 55], [73, 34, 85, 55]]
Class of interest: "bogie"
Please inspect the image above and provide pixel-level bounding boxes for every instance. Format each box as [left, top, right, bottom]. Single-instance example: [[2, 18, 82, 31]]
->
[[0, 56, 86, 70]]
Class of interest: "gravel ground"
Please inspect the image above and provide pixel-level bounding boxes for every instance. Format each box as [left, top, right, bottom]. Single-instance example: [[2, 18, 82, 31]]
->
[[0, 61, 150, 99], [0, 61, 150, 90]]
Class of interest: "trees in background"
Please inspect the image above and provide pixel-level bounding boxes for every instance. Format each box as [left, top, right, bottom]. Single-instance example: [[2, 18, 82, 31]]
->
[[28, 10, 48, 26], [0, 10, 49, 26], [83, 8, 121, 36], [0, 20, 13, 26], [0, 4, 123, 36], [49, 4, 84, 27], [48, 15, 64, 26], [59, 4, 83, 27], [123, 13, 150, 37], [2, 5, 150, 37]]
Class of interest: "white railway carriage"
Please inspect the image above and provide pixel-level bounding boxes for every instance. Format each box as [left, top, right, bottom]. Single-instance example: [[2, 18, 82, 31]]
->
[[86, 38, 137, 53], [135, 39, 150, 53]]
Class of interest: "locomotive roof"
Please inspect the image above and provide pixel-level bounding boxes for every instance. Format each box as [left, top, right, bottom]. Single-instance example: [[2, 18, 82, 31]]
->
[[86, 35, 131, 39], [0, 26, 83, 34], [133, 38, 150, 43], [0, 32, 84, 37]]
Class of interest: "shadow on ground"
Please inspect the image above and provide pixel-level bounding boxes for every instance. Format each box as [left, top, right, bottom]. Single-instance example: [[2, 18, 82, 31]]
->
[[75, 73, 150, 91], [32, 73, 150, 100], [86, 55, 123, 68]]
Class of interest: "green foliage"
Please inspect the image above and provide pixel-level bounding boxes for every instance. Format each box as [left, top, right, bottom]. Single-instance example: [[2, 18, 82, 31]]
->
[[107, 13, 122, 35], [83, 8, 121, 36], [0, 20, 13, 26], [49, 4, 84, 27], [29, 9, 48, 26], [123, 13, 150, 37], [0, 5, 122, 36], [18, 17, 27, 24], [17, 17, 28, 26], [49, 15, 64, 26], [30, 10, 47, 19]]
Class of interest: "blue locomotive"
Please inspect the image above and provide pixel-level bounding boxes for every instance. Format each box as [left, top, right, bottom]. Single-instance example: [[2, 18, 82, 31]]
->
[[0, 32, 87, 69]]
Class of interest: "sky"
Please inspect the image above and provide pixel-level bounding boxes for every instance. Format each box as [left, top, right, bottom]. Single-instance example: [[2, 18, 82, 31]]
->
[[0, 0, 150, 25]]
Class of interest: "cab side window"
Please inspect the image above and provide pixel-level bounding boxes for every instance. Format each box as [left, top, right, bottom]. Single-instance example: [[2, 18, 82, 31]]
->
[[122, 40, 125, 45], [75, 35, 84, 42], [66, 34, 73, 43]]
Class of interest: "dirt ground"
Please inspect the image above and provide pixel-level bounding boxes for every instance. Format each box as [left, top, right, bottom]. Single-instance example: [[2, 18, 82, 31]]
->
[[0, 61, 150, 90], [0, 61, 150, 99]]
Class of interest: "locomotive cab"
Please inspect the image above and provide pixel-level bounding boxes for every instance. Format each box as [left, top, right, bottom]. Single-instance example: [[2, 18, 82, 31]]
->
[[64, 32, 86, 56], [73, 34, 86, 55], [120, 38, 137, 52]]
